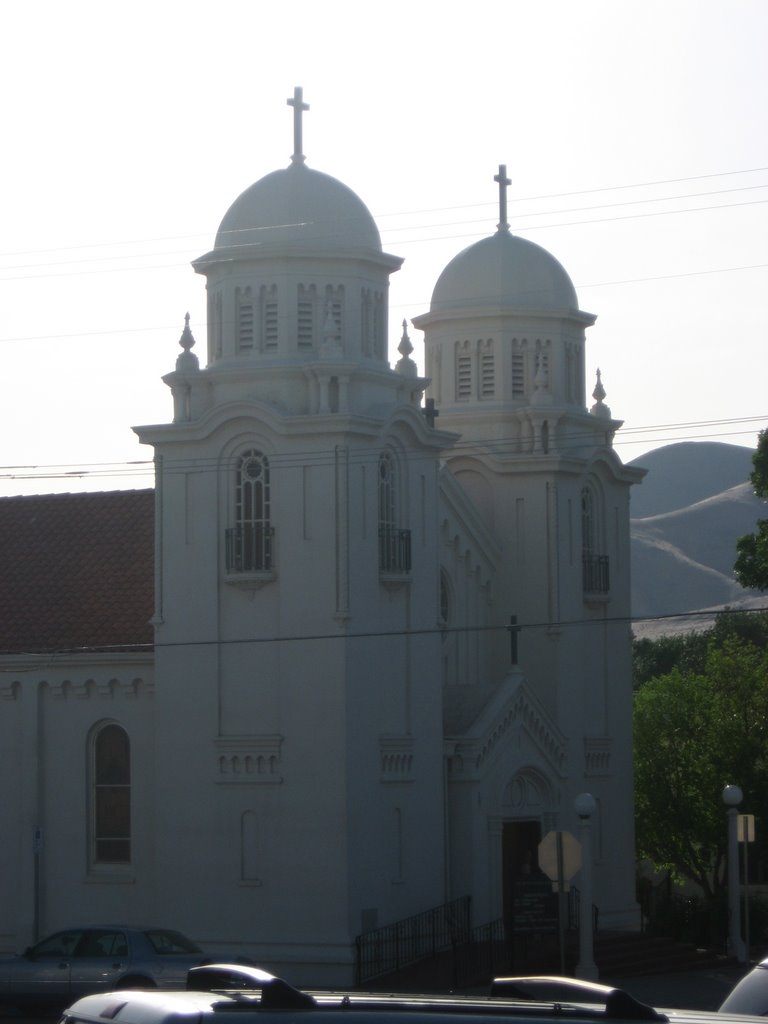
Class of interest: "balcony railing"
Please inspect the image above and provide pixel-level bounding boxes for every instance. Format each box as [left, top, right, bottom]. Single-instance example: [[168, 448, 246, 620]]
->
[[225, 524, 273, 573], [582, 553, 609, 594], [379, 526, 411, 573]]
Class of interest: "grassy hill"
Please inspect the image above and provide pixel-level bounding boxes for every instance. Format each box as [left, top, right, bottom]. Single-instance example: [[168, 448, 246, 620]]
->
[[628, 441, 764, 631]]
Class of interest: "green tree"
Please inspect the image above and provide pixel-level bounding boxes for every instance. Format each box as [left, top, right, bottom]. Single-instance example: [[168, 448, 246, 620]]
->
[[735, 428, 768, 591], [633, 610, 768, 690], [634, 635, 768, 900]]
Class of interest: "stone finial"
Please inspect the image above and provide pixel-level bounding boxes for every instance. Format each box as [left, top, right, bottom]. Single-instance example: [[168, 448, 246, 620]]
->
[[590, 368, 612, 419], [395, 320, 417, 377], [175, 312, 199, 372]]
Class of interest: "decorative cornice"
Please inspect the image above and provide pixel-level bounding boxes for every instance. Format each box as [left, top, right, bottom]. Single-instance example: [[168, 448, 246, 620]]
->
[[0, 676, 153, 700], [380, 735, 415, 782], [584, 737, 612, 776], [215, 735, 283, 784], [45, 677, 153, 700]]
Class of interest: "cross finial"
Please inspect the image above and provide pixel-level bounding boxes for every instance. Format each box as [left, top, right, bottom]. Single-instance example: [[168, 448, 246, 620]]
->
[[423, 398, 439, 428], [287, 86, 309, 164], [494, 164, 511, 232]]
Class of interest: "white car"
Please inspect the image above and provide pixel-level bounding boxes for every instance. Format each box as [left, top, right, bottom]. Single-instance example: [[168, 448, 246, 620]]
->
[[55, 967, 768, 1024], [719, 961, 768, 1015]]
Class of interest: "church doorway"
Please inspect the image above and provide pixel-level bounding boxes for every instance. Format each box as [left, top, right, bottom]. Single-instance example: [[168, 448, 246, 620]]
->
[[502, 819, 557, 969]]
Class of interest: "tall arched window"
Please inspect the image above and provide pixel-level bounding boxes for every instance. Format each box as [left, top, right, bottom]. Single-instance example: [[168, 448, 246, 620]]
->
[[93, 724, 131, 864], [379, 452, 395, 533], [581, 486, 595, 559], [378, 451, 410, 572], [227, 450, 272, 572], [581, 484, 609, 593]]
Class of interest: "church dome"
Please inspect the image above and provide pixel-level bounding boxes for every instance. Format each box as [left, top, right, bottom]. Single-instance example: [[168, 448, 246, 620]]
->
[[430, 229, 578, 314], [214, 161, 382, 254]]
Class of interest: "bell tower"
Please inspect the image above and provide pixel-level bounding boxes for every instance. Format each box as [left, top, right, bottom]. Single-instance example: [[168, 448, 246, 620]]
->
[[413, 165, 644, 931], [134, 90, 454, 983]]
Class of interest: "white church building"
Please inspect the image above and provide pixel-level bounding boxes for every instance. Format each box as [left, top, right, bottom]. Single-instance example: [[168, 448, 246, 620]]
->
[[0, 90, 644, 985]]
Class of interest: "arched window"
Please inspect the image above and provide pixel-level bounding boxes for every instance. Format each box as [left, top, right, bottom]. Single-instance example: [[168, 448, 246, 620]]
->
[[93, 724, 130, 864], [581, 486, 596, 554], [581, 484, 609, 593], [379, 451, 395, 532], [227, 450, 272, 572], [378, 451, 410, 572]]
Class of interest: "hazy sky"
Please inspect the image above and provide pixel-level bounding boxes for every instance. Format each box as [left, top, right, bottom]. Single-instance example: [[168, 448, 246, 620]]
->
[[1, 0, 766, 495]]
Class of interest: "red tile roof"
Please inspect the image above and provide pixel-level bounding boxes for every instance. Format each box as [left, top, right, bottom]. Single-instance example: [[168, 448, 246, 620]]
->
[[0, 490, 154, 656]]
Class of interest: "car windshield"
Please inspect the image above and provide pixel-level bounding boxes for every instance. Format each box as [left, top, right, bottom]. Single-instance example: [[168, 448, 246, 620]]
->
[[144, 929, 202, 955]]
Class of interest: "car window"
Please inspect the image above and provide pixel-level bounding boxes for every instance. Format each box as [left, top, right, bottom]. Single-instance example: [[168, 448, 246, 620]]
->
[[78, 930, 129, 958], [31, 930, 84, 957], [144, 929, 202, 955]]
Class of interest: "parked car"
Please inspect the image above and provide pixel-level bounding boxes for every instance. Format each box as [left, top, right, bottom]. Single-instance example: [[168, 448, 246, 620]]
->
[[0, 926, 221, 1009], [719, 960, 768, 1015], [56, 971, 768, 1024]]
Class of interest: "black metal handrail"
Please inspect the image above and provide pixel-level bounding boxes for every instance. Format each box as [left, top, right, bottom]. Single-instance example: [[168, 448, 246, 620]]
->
[[452, 917, 510, 989], [355, 895, 470, 986], [225, 524, 273, 572], [568, 885, 600, 934], [379, 526, 411, 573], [582, 553, 609, 593]]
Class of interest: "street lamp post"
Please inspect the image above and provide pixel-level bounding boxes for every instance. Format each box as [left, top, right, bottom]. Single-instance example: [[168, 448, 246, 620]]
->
[[722, 784, 746, 963], [574, 792, 598, 980]]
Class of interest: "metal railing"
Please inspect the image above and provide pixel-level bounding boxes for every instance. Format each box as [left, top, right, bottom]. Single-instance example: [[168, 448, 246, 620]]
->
[[355, 895, 470, 986], [582, 554, 609, 593], [453, 917, 510, 989], [379, 526, 412, 573], [225, 524, 273, 572]]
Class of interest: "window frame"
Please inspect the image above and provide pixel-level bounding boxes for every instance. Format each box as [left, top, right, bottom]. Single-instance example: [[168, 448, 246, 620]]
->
[[91, 722, 131, 867], [378, 449, 411, 574]]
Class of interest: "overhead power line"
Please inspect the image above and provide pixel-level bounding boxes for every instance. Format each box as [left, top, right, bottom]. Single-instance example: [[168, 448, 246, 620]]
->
[[1, 167, 767, 280], [3, 604, 768, 663], [0, 414, 765, 484]]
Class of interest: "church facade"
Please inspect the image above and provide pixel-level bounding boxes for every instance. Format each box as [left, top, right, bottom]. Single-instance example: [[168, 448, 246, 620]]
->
[[0, 91, 643, 984]]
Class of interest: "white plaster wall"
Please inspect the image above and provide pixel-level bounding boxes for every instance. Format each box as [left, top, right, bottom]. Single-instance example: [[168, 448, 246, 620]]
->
[[0, 659, 155, 950]]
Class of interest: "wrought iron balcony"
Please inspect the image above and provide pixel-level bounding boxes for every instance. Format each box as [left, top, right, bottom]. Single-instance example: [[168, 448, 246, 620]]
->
[[379, 526, 411, 573], [582, 553, 609, 594], [225, 524, 274, 573]]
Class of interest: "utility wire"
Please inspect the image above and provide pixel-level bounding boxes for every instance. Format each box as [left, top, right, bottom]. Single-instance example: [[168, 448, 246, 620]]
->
[[1, 177, 767, 279], [1, 414, 766, 483], [3, 605, 768, 663], [0, 257, 766, 346], [3, 411, 765, 483], [2, 165, 767, 260]]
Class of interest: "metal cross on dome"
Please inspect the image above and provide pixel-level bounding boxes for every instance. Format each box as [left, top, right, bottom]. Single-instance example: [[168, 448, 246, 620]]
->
[[495, 164, 511, 232], [288, 86, 309, 164]]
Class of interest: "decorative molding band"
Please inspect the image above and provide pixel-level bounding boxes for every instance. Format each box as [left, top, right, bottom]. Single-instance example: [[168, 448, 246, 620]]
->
[[45, 678, 153, 700], [584, 736, 612, 776], [215, 735, 283, 784], [380, 735, 415, 782], [223, 570, 276, 591]]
